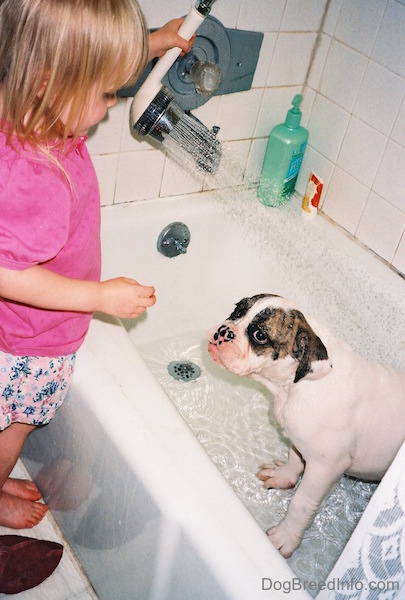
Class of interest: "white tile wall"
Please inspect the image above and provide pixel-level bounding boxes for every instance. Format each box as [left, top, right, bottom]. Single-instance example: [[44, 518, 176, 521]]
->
[[88, 0, 405, 277], [393, 234, 405, 274], [336, 117, 386, 188], [353, 62, 405, 136], [281, 0, 327, 31], [215, 88, 262, 141], [306, 94, 350, 162], [333, 0, 386, 56], [322, 0, 343, 36], [372, 1, 405, 78], [304, 0, 405, 276], [238, 0, 285, 32], [373, 141, 405, 213], [392, 97, 405, 146], [266, 32, 317, 86], [322, 167, 369, 235], [356, 192, 405, 263], [115, 148, 166, 203], [306, 33, 331, 90], [319, 41, 367, 112]]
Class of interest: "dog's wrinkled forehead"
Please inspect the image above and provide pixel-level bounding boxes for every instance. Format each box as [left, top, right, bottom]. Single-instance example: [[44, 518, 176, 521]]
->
[[228, 294, 298, 324]]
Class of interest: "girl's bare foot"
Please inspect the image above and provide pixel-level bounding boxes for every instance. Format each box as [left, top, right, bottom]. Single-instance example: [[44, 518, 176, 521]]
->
[[0, 491, 48, 529], [2, 478, 42, 501]]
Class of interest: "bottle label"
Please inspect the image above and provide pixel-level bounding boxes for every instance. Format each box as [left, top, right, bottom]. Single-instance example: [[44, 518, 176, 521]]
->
[[302, 171, 324, 220], [282, 142, 307, 196]]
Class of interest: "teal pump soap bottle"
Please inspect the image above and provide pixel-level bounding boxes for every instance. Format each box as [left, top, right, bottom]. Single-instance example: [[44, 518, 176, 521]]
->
[[258, 94, 308, 206]]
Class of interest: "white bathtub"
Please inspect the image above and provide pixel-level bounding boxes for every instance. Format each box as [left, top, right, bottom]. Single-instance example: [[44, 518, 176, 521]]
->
[[22, 189, 405, 600]]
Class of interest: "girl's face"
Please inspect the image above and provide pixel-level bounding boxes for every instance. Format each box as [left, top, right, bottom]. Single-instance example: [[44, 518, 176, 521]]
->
[[60, 84, 118, 136]]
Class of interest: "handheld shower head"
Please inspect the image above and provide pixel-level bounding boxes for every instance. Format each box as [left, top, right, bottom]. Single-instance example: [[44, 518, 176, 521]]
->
[[133, 85, 221, 173], [130, 3, 222, 173]]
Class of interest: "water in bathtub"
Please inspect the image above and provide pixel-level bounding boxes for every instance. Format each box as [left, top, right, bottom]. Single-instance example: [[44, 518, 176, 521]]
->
[[138, 329, 376, 589]]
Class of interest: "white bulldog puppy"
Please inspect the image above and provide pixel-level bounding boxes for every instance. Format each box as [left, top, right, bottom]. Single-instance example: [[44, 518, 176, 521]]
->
[[207, 294, 405, 557]]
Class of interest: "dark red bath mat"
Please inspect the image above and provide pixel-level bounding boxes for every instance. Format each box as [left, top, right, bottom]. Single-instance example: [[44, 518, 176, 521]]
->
[[0, 535, 63, 594]]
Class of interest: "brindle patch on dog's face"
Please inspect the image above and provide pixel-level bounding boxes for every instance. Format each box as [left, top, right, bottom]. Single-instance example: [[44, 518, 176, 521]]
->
[[247, 307, 299, 360], [241, 304, 329, 382]]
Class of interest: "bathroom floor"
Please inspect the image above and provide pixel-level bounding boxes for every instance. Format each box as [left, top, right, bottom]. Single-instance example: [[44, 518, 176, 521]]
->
[[0, 461, 98, 600]]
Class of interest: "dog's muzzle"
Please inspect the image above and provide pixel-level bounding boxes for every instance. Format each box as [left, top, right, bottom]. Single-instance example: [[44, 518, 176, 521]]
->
[[213, 324, 235, 345]]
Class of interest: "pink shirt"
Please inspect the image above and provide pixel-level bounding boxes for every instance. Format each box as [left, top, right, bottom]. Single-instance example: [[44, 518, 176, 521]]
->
[[0, 132, 101, 356]]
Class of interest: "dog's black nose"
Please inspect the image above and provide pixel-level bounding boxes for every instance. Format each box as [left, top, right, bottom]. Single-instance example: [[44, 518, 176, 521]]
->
[[214, 325, 235, 344]]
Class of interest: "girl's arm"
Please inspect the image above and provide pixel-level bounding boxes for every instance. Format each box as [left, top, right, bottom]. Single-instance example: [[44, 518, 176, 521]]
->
[[148, 18, 195, 61], [0, 265, 156, 320]]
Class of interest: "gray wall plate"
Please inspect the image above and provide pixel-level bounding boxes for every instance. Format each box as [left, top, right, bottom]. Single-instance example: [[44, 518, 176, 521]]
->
[[119, 17, 263, 112]]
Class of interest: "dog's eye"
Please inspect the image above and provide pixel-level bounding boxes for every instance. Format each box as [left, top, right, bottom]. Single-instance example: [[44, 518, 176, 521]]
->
[[251, 328, 268, 345]]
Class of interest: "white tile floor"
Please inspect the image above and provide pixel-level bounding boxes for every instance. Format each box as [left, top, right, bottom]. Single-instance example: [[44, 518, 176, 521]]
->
[[0, 461, 98, 600]]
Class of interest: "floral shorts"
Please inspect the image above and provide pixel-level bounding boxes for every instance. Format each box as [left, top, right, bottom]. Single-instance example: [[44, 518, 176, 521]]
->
[[0, 352, 76, 431]]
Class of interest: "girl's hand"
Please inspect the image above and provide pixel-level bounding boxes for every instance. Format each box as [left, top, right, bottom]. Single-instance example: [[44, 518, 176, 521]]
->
[[98, 278, 156, 319], [148, 18, 195, 61]]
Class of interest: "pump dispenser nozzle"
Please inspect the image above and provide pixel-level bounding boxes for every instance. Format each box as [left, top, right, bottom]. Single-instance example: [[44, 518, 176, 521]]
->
[[285, 94, 303, 129]]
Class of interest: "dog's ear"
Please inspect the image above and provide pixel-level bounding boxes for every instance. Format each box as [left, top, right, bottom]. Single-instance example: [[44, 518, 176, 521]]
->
[[293, 326, 332, 383]]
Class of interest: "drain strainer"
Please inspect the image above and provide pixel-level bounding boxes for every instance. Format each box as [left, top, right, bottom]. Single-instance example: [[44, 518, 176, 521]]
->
[[168, 361, 201, 382]]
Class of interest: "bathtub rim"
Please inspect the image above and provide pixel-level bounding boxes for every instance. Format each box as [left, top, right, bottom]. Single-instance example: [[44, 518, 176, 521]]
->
[[73, 313, 311, 600]]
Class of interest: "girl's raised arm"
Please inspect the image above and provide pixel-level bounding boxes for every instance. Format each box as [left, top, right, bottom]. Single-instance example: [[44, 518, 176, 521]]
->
[[0, 265, 156, 320]]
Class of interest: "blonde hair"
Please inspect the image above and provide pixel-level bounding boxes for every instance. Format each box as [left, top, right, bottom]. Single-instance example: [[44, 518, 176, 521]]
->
[[0, 0, 149, 148]]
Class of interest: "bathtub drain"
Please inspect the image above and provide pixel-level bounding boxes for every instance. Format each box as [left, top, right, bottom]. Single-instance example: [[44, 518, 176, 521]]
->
[[168, 361, 201, 382]]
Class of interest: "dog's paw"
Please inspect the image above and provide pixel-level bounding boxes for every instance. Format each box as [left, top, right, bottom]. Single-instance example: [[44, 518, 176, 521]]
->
[[256, 461, 299, 489], [267, 522, 302, 558]]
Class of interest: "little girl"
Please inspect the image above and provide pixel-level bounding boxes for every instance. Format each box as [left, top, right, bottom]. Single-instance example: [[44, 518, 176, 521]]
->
[[0, 0, 193, 530]]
